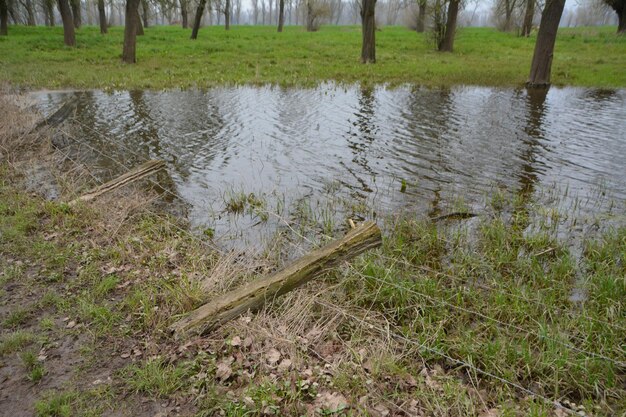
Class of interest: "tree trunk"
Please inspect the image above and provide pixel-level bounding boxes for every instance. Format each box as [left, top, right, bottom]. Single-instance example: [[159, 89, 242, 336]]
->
[[416, 1, 426, 33], [141, 0, 149, 27], [360, 0, 376, 63], [180, 0, 188, 28], [170, 221, 382, 338], [190, 0, 205, 38], [58, 0, 76, 46], [225, 0, 230, 29], [527, 0, 565, 87], [45, 0, 55, 26], [25, 0, 35, 25], [439, 0, 459, 52], [122, 0, 141, 63], [521, 0, 534, 37], [306, 0, 313, 31], [136, 9, 144, 35], [618, 2, 625, 34], [98, 0, 107, 33], [0, 0, 7, 35], [277, 0, 284, 31], [7, 0, 18, 24], [70, 0, 81, 28]]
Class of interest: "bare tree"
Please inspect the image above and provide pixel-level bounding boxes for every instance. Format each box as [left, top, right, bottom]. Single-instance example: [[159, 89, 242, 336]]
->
[[136, 5, 144, 34], [520, 0, 534, 36], [224, 0, 230, 28], [190, 0, 206, 38], [252, 0, 258, 23], [1, 0, 8, 35], [385, 0, 402, 25], [361, 0, 376, 62], [141, 0, 149, 26], [58, 0, 76, 45], [98, 0, 107, 32], [43, 0, 56, 26], [277, 0, 284, 30], [440, 0, 460, 51], [416, 0, 426, 32], [604, 0, 625, 32], [527, 0, 566, 87], [22, 0, 35, 25], [305, 0, 329, 30], [493, 0, 520, 31], [433, 0, 460, 52], [70, 0, 81, 27], [180, 0, 189, 27], [122, 0, 141, 62]]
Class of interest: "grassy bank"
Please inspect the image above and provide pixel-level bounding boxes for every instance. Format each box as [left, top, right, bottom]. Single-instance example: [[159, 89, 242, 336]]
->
[[1, 92, 625, 416], [0, 25, 625, 89]]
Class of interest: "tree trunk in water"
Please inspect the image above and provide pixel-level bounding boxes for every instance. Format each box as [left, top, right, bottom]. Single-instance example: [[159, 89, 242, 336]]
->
[[521, 0, 534, 37], [136, 10, 144, 35], [98, 0, 107, 33], [277, 0, 284, 31], [224, 0, 230, 29], [190, 0, 206, 39], [439, 0, 459, 52], [180, 0, 188, 28], [70, 0, 81, 28], [122, 0, 141, 63], [416, 1, 426, 33], [527, 0, 565, 87], [25, 0, 35, 25], [360, 0, 376, 63], [58, 0, 76, 45], [0, 0, 8, 35], [141, 0, 149, 27]]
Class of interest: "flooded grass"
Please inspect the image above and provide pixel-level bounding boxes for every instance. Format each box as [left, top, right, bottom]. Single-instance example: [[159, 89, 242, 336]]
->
[[1, 26, 626, 89], [1, 93, 625, 415]]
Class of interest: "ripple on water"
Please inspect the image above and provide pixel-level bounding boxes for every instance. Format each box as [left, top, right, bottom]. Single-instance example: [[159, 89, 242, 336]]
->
[[30, 84, 626, 247]]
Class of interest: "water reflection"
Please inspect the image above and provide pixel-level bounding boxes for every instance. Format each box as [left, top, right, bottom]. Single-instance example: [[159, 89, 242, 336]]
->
[[31, 85, 626, 246]]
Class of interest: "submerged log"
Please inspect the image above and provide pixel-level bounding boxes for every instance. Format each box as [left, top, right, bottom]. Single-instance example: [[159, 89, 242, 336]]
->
[[70, 159, 165, 205], [34, 100, 79, 131], [170, 221, 382, 338]]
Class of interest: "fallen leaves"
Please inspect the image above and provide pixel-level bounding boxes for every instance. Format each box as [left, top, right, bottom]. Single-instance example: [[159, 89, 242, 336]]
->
[[216, 360, 233, 382], [266, 348, 281, 365], [314, 391, 348, 413]]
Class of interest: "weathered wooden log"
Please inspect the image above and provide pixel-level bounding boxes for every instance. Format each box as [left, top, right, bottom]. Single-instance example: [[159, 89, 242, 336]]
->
[[170, 221, 382, 338], [69, 159, 165, 205]]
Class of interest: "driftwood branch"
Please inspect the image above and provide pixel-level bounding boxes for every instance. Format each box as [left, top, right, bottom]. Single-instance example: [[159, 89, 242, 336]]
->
[[170, 221, 382, 339], [69, 160, 165, 205]]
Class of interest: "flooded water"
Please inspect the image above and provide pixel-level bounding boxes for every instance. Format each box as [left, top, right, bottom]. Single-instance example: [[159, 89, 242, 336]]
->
[[31, 85, 626, 249]]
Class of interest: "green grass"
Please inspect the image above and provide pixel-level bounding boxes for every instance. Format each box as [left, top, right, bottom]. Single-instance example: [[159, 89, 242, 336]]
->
[[21, 351, 46, 382], [0, 25, 625, 89], [121, 357, 189, 397], [0, 330, 36, 355]]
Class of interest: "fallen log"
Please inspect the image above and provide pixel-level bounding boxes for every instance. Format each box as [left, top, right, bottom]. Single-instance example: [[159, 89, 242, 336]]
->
[[69, 159, 165, 205], [170, 221, 382, 338], [33, 100, 79, 131]]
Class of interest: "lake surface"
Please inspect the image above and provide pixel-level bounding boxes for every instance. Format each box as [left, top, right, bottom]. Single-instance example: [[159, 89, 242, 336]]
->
[[31, 85, 626, 249]]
